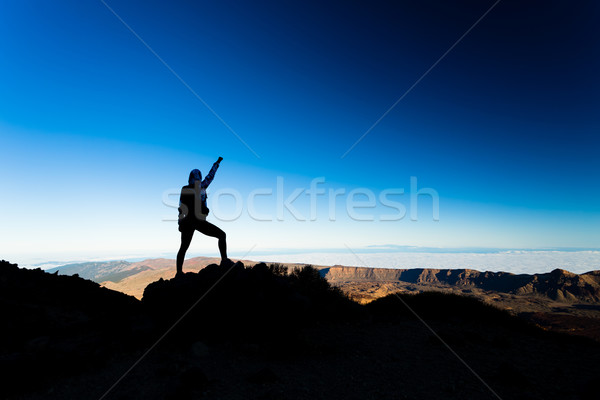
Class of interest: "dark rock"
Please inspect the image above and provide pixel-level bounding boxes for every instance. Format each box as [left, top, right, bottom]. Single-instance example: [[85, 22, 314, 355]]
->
[[246, 367, 279, 384]]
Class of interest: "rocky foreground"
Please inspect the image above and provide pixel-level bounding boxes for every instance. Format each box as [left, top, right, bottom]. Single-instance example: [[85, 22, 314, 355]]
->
[[2, 259, 599, 400]]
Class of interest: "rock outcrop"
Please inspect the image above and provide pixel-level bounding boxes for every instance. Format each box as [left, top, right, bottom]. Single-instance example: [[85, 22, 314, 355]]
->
[[142, 262, 360, 342], [0, 259, 141, 396]]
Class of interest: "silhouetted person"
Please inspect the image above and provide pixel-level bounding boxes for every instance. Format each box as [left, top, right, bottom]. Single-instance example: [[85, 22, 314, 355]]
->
[[176, 157, 229, 275]]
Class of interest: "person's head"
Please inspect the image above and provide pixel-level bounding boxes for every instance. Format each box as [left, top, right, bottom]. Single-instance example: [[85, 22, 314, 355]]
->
[[188, 169, 202, 185]]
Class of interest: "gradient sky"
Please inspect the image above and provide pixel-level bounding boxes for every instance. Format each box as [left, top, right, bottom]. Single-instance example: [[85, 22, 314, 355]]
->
[[1, 0, 599, 263]]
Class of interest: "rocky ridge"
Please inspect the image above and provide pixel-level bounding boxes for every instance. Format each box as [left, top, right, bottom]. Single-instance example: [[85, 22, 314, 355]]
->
[[322, 266, 600, 302]]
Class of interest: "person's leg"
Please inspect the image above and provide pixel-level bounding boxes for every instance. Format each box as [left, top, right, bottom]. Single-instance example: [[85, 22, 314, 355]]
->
[[196, 221, 227, 261], [176, 229, 194, 274]]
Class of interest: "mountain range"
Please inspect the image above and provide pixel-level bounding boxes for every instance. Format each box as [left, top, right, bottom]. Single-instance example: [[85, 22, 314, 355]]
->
[[322, 265, 600, 302], [3, 258, 600, 399], [48, 257, 600, 301], [48, 258, 600, 341]]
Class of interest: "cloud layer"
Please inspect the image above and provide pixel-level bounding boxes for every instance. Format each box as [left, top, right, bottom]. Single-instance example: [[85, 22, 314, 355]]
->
[[249, 250, 600, 275]]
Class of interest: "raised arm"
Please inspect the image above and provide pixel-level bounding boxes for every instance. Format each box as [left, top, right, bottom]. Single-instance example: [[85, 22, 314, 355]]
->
[[201, 157, 223, 188]]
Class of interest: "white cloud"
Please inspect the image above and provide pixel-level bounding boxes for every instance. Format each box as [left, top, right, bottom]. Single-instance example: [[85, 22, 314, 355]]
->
[[248, 250, 600, 275]]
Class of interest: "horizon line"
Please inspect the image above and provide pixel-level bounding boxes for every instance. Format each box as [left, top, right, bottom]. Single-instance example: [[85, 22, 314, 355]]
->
[[14, 245, 600, 268]]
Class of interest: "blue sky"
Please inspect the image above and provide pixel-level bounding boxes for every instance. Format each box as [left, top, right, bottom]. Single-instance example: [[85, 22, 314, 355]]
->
[[1, 0, 599, 263]]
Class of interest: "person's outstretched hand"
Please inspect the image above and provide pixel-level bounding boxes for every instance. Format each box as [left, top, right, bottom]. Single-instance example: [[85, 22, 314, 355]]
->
[[217, 157, 223, 164]]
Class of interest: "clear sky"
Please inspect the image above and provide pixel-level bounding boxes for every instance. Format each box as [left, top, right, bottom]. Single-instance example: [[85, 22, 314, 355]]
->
[[1, 0, 599, 263]]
